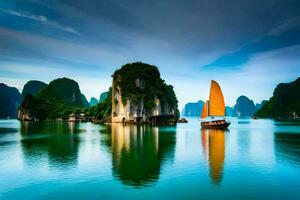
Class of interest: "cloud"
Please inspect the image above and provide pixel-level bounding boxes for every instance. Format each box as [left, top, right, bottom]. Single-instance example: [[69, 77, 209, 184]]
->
[[0, 8, 80, 35], [204, 28, 300, 68], [269, 17, 300, 36]]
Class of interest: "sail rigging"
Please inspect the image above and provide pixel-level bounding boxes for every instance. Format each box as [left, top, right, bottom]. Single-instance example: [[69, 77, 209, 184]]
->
[[201, 101, 208, 118]]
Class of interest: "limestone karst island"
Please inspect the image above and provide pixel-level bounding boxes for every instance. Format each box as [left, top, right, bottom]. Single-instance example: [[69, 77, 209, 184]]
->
[[17, 62, 180, 124], [0, 1, 300, 199]]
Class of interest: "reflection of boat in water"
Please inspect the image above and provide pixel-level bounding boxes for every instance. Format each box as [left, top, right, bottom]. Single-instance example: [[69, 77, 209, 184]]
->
[[200, 80, 230, 129], [202, 128, 225, 184]]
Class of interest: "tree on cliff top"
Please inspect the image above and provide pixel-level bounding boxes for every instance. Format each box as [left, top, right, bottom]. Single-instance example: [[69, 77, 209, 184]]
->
[[112, 62, 178, 113]]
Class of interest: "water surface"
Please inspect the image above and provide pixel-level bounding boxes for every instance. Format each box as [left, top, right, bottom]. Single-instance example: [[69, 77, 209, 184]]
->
[[1, 118, 300, 199]]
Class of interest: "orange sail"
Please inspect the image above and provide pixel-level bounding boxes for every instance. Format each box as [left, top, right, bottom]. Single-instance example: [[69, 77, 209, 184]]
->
[[201, 101, 208, 118], [209, 80, 225, 116]]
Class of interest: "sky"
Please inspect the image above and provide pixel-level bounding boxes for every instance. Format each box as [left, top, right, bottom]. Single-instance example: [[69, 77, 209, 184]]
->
[[0, 0, 300, 110]]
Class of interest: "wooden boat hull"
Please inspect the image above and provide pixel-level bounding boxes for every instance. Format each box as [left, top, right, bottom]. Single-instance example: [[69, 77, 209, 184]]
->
[[201, 120, 230, 129]]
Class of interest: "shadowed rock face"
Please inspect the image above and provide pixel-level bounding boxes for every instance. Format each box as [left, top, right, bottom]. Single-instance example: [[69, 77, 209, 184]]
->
[[234, 95, 256, 117], [255, 100, 267, 112], [255, 77, 300, 118], [18, 77, 88, 120], [111, 62, 178, 123], [0, 83, 21, 118], [99, 92, 108, 103], [21, 80, 47, 98], [89, 97, 98, 106], [181, 100, 204, 117]]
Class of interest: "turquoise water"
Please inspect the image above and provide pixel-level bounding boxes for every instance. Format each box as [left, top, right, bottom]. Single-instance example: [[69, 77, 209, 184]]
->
[[1, 118, 300, 199]]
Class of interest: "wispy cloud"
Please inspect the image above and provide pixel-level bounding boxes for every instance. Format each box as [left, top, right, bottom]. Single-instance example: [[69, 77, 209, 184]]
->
[[203, 28, 300, 68], [269, 17, 300, 36], [0, 8, 80, 35]]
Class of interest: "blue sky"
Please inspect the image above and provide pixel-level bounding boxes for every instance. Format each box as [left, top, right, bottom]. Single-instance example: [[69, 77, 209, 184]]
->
[[0, 0, 300, 109]]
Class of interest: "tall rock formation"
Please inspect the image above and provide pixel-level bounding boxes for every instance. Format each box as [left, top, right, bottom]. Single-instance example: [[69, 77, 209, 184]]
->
[[111, 62, 178, 123], [0, 83, 21, 118], [89, 97, 98, 106], [181, 100, 204, 116], [81, 94, 90, 107], [234, 95, 256, 117], [255, 77, 300, 118]]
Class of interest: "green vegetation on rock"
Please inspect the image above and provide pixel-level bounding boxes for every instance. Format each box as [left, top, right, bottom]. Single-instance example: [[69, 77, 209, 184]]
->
[[18, 77, 88, 120], [99, 92, 108, 103], [21, 80, 47, 98], [255, 77, 300, 119], [113, 62, 178, 114], [89, 97, 98, 106], [81, 94, 90, 107], [0, 83, 21, 118]]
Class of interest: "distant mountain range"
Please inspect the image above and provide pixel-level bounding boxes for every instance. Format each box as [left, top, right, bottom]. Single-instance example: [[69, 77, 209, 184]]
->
[[88, 91, 108, 107], [255, 77, 300, 119], [182, 95, 266, 117], [0, 83, 21, 118], [2, 76, 299, 120]]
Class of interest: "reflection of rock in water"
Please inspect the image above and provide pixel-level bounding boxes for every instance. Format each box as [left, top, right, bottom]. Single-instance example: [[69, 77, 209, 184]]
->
[[275, 132, 300, 165], [20, 121, 81, 168], [202, 129, 225, 185], [102, 124, 176, 187]]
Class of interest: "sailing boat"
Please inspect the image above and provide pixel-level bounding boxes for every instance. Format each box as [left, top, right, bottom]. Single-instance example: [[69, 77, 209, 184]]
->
[[200, 80, 230, 129]]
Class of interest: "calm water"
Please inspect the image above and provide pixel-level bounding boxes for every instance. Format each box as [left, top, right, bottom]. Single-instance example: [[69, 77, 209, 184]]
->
[[1, 118, 300, 199]]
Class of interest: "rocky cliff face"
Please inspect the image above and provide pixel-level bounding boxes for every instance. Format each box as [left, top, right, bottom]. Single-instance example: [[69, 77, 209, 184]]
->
[[255, 77, 300, 118], [181, 100, 204, 116], [234, 96, 256, 117], [225, 106, 235, 116], [99, 92, 108, 103], [18, 94, 37, 121], [89, 97, 98, 106], [111, 62, 178, 123], [255, 100, 267, 112], [0, 83, 21, 118], [81, 94, 90, 107]]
